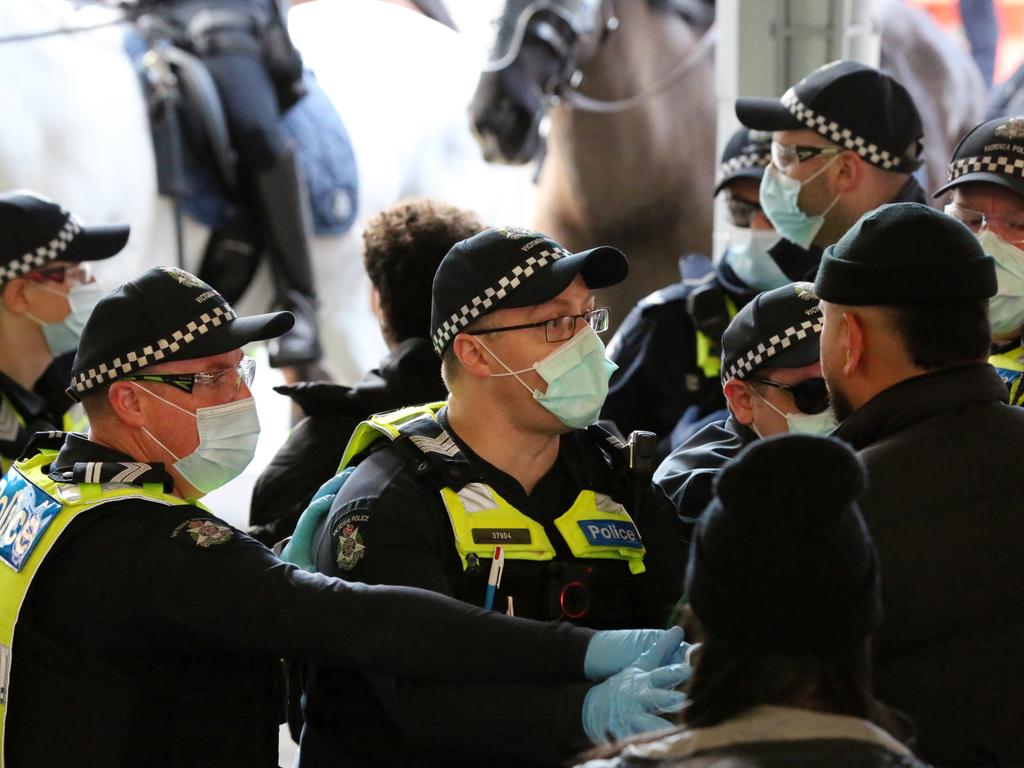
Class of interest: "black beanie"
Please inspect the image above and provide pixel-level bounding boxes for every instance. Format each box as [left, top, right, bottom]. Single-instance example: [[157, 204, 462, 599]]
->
[[814, 202, 996, 306], [685, 434, 882, 652]]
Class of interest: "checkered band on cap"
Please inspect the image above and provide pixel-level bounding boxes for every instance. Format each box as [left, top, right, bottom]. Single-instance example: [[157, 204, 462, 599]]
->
[[718, 150, 770, 179], [0, 214, 81, 286], [947, 154, 1024, 183], [431, 245, 573, 354], [723, 317, 824, 382], [781, 89, 905, 171], [70, 305, 237, 394]]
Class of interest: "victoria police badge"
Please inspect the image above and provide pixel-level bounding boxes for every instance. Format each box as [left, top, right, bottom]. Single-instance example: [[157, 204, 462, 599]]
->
[[335, 522, 366, 571], [172, 518, 233, 548]]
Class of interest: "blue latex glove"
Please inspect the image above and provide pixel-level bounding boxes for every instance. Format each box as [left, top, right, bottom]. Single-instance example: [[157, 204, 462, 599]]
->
[[581, 627, 692, 744], [584, 626, 690, 681], [278, 469, 351, 570]]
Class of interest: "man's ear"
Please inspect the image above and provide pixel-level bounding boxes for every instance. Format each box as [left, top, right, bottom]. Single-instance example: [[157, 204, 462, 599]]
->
[[1, 278, 31, 315], [107, 381, 147, 428], [841, 310, 866, 376], [832, 151, 863, 194], [723, 378, 755, 425], [451, 334, 494, 379]]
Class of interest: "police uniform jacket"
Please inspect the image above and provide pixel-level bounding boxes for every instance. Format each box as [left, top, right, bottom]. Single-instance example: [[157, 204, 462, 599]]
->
[[302, 407, 688, 768], [833, 363, 1024, 766], [601, 256, 756, 461], [0, 354, 79, 472], [653, 414, 756, 527], [3, 433, 593, 768], [250, 337, 445, 544]]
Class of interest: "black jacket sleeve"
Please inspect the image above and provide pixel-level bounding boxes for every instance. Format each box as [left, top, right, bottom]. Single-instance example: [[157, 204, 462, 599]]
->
[[132, 503, 593, 685], [633, 483, 689, 627]]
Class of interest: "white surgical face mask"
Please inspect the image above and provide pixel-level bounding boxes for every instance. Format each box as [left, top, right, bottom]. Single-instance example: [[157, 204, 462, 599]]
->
[[135, 385, 261, 495], [754, 388, 837, 436], [976, 230, 1024, 336], [724, 224, 788, 291], [759, 158, 841, 250], [479, 325, 617, 429]]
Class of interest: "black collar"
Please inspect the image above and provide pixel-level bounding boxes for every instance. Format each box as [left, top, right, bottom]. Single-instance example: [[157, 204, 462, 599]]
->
[[50, 433, 175, 490], [833, 364, 1008, 451], [0, 370, 47, 424]]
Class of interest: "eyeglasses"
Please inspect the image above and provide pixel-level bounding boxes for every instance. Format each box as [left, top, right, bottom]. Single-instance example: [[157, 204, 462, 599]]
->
[[750, 376, 829, 415], [23, 263, 93, 287], [724, 196, 764, 228], [944, 203, 1024, 245], [771, 142, 842, 174], [466, 306, 610, 343], [119, 356, 256, 395]]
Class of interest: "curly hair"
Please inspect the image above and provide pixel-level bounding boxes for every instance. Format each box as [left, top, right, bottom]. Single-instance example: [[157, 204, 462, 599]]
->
[[363, 198, 483, 344]]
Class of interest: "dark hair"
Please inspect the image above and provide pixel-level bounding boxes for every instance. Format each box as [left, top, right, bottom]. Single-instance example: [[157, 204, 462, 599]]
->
[[579, 622, 910, 763], [883, 300, 990, 370], [681, 628, 907, 739], [363, 199, 483, 344]]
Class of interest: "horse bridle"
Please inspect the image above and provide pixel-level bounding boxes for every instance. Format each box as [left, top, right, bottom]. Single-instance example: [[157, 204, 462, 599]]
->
[[486, 0, 716, 115]]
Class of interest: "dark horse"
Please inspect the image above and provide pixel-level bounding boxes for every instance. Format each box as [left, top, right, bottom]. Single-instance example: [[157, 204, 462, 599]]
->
[[470, 0, 985, 321]]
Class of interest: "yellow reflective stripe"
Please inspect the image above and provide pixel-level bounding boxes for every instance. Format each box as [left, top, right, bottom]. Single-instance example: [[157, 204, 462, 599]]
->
[[554, 490, 646, 575], [441, 484, 555, 568], [694, 295, 739, 380], [990, 349, 1024, 407], [338, 401, 447, 471], [0, 453, 190, 761]]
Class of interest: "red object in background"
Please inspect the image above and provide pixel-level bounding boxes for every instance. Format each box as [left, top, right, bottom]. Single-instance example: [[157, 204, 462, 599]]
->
[[909, 0, 1024, 84]]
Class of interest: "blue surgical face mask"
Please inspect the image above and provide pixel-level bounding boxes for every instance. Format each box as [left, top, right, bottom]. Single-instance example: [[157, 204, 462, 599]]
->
[[754, 388, 837, 436], [480, 325, 617, 429], [724, 224, 789, 291], [977, 230, 1024, 337], [135, 385, 261, 495], [759, 159, 841, 250], [27, 281, 106, 357]]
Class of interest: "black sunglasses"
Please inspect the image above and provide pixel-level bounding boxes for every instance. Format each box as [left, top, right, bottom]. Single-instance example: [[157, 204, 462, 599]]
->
[[750, 376, 830, 415]]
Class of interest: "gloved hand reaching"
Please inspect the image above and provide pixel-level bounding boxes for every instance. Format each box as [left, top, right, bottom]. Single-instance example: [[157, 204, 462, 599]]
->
[[278, 468, 351, 570], [581, 626, 692, 744], [584, 625, 690, 680]]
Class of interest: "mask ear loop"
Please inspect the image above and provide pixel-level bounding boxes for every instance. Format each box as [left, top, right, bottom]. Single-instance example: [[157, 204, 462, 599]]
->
[[130, 382, 193, 464], [804, 153, 844, 216], [471, 335, 538, 396]]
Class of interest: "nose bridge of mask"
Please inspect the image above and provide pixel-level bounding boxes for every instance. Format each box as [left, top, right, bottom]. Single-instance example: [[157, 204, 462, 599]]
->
[[533, 325, 599, 380]]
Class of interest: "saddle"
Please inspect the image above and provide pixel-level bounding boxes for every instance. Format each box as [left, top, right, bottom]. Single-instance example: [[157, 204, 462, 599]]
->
[[123, 12, 359, 303]]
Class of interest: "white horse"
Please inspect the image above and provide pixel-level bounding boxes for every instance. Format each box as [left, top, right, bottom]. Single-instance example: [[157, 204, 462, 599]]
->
[[0, 0, 532, 385]]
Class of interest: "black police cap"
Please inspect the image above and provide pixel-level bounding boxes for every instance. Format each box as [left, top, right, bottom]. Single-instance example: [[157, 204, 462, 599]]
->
[[720, 282, 822, 382], [69, 267, 293, 399], [0, 191, 129, 287], [814, 202, 996, 306], [735, 60, 923, 173], [934, 116, 1024, 200], [714, 127, 772, 196], [429, 227, 629, 355]]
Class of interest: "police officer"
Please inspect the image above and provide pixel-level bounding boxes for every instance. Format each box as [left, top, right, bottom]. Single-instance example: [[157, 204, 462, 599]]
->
[[603, 127, 788, 457], [301, 228, 690, 767], [0, 191, 127, 472], [654, 282, 829, 527], [736, 60, 927, 257], [136, 0, 320, 367], [0, 265, 691, 766], [250, 199, 482, 545], [932, 115, 1024, 405]]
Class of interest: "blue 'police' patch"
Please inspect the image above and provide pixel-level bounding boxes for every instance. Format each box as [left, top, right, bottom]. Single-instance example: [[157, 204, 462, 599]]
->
[[578, 519, 643, 549], [0, 469, 63, 572]]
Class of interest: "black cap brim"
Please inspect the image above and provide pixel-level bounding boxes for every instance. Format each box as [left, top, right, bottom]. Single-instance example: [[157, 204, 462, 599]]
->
[[735, 97, 803, 132], [498, 246, 629, 310], [63, 223, 131, 263], [163, 310, 295, 362], [714, 166, 766, 197], [932, 172, 1024, 200]]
